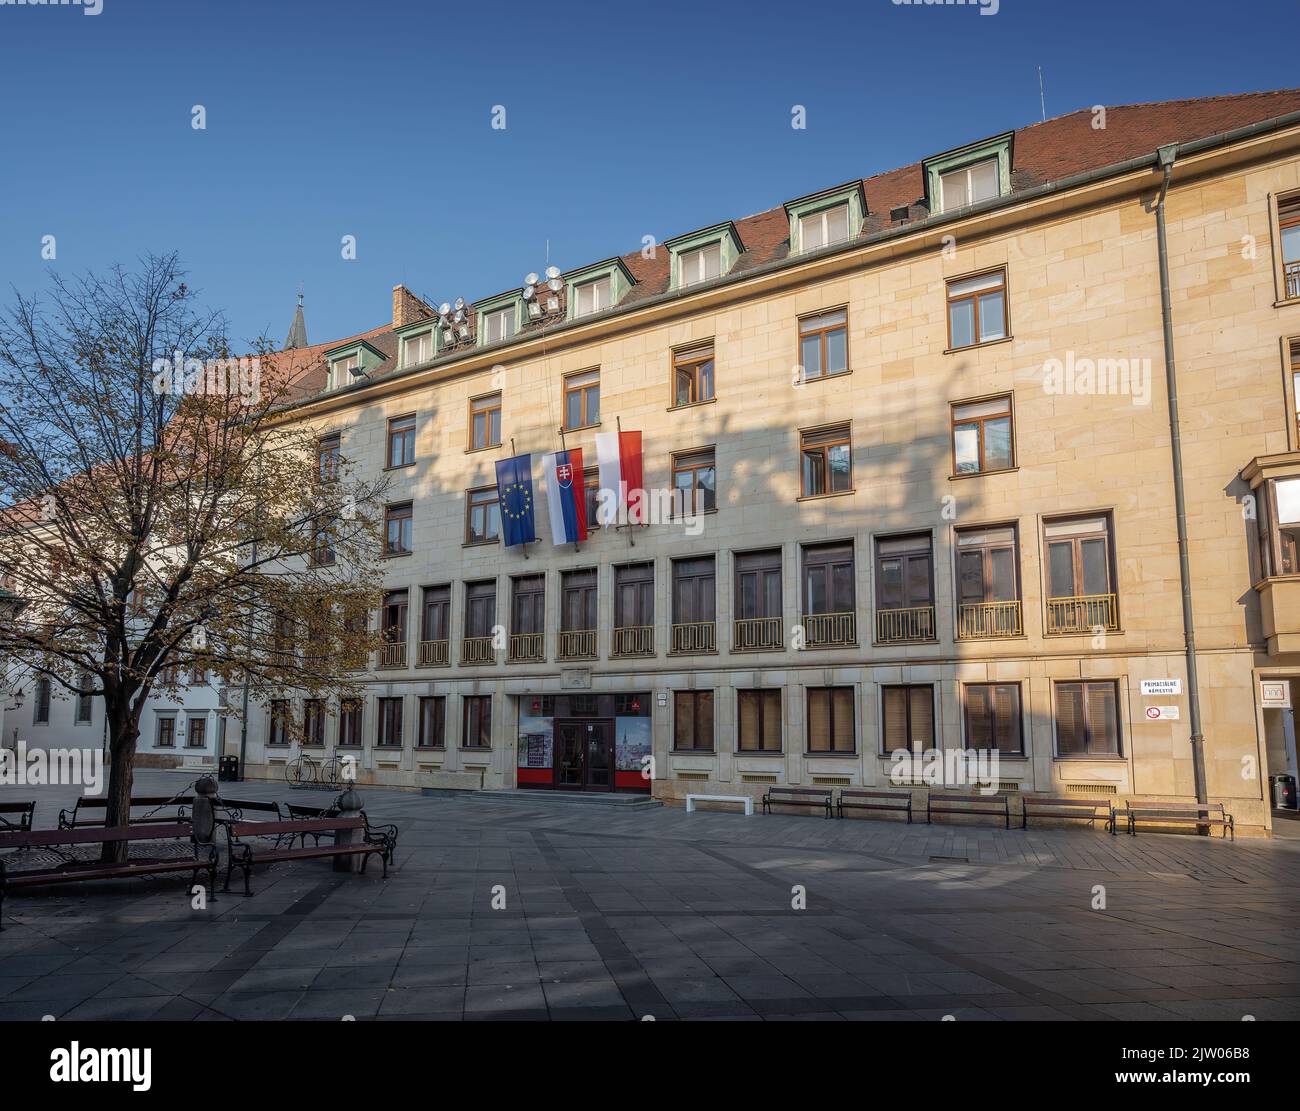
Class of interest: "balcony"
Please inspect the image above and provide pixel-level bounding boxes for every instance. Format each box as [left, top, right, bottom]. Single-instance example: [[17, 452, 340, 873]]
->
[[801, 611, 856, 648], [509, 632, 544, 663], [1287, 260, 1300, 300], [1045, 593, 1119, 635], [461, 636, 495, 665], [418, 638, 449, 667], [876, 605, 936, 644], [957, 600, 1023, 639], [558, 629, 597, 660], [671, 621, 716, 654], [612, 625, 654, 658], [1258, 577, 1300, 655], [733, 616, 783, 651], [377, 641, 407, 669]]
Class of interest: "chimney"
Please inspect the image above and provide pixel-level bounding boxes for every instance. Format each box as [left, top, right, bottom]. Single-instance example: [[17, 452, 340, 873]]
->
[[393, 284, 433, 329]]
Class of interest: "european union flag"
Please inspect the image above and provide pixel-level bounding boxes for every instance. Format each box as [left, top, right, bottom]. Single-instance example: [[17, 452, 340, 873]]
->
[[495, 453, 537, 548]]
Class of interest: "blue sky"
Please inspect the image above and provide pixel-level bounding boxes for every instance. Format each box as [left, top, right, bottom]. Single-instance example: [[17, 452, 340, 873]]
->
[[1, 0, 1296, 348]]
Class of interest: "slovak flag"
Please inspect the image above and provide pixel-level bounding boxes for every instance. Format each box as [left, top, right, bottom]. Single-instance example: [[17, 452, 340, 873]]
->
[[595, 429, 644, 526], [543, 447, 588, 545]]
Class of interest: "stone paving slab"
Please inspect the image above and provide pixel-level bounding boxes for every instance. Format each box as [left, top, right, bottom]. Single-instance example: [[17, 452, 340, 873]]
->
[[1, 770, 1298, 1021]]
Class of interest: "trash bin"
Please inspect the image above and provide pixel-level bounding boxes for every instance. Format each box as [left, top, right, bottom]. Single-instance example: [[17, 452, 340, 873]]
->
[[219, 755, 239, 783], [1270, 774, 1296, 810]]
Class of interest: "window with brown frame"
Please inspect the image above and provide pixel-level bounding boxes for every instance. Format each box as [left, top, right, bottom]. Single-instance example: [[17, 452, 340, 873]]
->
[[614, 563, 654, 656], [946, 269, 1007, 349], [463, 695, 492, 748], [32, 677, 50, 724], [469, 393, 502, 451], [311, 513, 337, 566], [560, 569, 597, 659], [801, 542, 856, 646], [75, 673, 93, 723], [1054, 680, 1120, 757], [673, 343, 715, 406], [582, 468, 602, 531], [673, 691, 714, 752], [421, 585, 450, 641], [387, 414, 416, 469], [875, 534, 935, 641], [563, 369, 600, 429], [800, 424, 852, 497], [465, 486, 500, 545], [317, 433, 340, 482], [186, 715, 206, 749], [418, 696, 446, 748], [303, 699, 325, 746], [672, 447, 716, 513], [1043, 515, 1118, 634], [798, 309, 848, 380], [377, 697, 403, 747], [737, 689, 782, 752], [510, 574, 545, 661], [672, 556, 715, 626], [338, 698, 363, 746], [381, 589, 408, 647], [807, 687, 855, 753], [156, 714, 176, 748], [267, 700, 290, 746], [464, 581, 497, 639], [955, 524, 1022, 638], [951, 396, 1013, 475], [384, 502, 413, 556], [964, 683, 1023, 754], [1281, 194, 1300, 300], [881, 685, 934, 754], [735, 549, 781, 621]]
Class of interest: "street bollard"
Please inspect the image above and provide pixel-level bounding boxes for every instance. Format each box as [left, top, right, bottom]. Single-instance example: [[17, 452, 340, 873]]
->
[[334, 787, 363, 872]]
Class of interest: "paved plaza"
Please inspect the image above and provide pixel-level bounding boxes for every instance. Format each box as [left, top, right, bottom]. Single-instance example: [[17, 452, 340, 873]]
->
[[1, 771, 1298, 1021]]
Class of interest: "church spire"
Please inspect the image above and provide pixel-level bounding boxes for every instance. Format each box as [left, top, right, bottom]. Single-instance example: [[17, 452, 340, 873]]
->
[[284, 288, 308, 350]]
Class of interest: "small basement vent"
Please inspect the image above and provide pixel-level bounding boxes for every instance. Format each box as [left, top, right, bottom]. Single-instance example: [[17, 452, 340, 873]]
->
[[676, 771, 709, 781], [741, 773, 779, 783], [812, 775, 852, 786], [1066, 783, 1117, 796], [994, 782, 1020, 793]]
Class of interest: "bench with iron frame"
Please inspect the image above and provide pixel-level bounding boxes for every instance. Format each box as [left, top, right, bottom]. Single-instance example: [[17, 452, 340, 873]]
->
[[761, 786, 834, 819], [926, 791, 1011, 829], [222, 816, 398, 896], [836, 789, 913, 822], [285, 801, 341, 846], [1021, 795, 1116, 832], [0, 823, 217, 929], [1118, 801, 1235, 840], [58, 795, 193, 830], [0, 801, 35, 836]]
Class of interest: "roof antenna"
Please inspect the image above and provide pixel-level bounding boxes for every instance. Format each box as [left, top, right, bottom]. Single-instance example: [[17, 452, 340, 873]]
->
[[1037, 66, 1046, 123]]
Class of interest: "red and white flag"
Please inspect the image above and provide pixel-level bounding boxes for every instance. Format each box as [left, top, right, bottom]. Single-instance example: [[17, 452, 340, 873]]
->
[[595, 429, 644, 526]]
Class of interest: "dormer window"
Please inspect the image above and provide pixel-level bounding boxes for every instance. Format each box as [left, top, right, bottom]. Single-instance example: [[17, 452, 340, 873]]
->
[[324, 339, 388, 390], [402, 331, 432, 368], [331, 354, 358, 388], [939, 158, 1000, 211], [666, 223, 744, 292], [483, 306, 515, 344], [565, 258, 635, 321], [574, 276, 611, 317], [785, 183, 866, 256], [680, 243, 722, 287], [800, 205, 849, 251], [924, 133, 1012, 216]]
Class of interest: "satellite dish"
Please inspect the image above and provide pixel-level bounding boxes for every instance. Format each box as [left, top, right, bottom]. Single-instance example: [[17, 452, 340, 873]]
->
[[522, 286, 534, 300], [439, 302, 451, 314], [453, 309, 465, 323], [545, 266, 561, 279], [525, 272, 539, 286], [547, 277, 563, 292], [454, 297, 465, 310]]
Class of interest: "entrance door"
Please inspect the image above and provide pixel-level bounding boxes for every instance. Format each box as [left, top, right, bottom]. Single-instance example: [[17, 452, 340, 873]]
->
[[554, 719, 614, 791]]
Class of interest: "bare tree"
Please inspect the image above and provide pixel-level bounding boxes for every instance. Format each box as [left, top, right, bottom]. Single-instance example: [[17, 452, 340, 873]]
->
[[0, 253, 385, 858]]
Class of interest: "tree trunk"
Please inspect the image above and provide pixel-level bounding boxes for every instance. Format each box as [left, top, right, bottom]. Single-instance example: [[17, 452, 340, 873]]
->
[[101, 704, 139, 864]]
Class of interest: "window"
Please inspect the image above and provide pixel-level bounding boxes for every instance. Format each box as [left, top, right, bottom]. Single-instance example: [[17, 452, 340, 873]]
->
[[384, 502, 413, 556], [303, 699, 325, 746], [735, 549, 781, 624], [798, 309, 848, 380], [387, 414, 416, 468], [674, 691, 714, 752], [511, 574, 545, 661], [267, 700, 290, 746], [1044, 515, 1118, 633], [800, 424, 852, 497], [339, 698, 363, 746], [464, 580, 497, 641], [679, 242, 722, 287], [956, 525, 1021, 637], [738, 689, 782, 752], [1055, 681, 1120, 757], [614, 563, 654, 656], [1292, 342, 1300, 442], [563, 370, 600, 429], [939, 157, 1000, 211], [75, 674, 93, 723], [482, 306, 515, 344], [673, 343, 715, 406], [881, 685, 934, 754], [422, 585, 450, 641], [672, 447, 716, 514], [377, 697, 403, 747], [1281, 194, 1300, 300], [317, 433, 340, 482], [672, 556, 716, 653], [381, 589, 408, 646], [875, 534, 935, 642], [33, 677, 50, 724], [560, 568, 597, 658], [418, 696, 446, 748], [574, 276, 611, 317], [330, 353, 357, 389], [403, 331, 432, 367], [799, 204, 850, 252], [186, 715, 207, 749], [802, 542, 855, 646], [1258, 477, 1300, 577], [465, 486, 500, 545], [583, 468, 602, 531], [947, 270, 1007, 349], [311, 514, 337, 566], [156, 715, 176, 748], [469, 393, 502, 451], [964, 683, 1023, 754], [463, 695, 492, 748], [807, 687, 854, 753], [951, 396, 1013, 475]]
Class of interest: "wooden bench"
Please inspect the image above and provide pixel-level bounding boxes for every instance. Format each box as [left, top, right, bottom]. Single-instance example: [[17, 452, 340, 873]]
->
[[1022, 795, 1115, 832], [58, 795, 193, 829], [762, 786, 833, 819], [0, 823, 217, 929], [1120, 801, 1235, 840], [837, 789, 913, 822], [685, 793, 753, 816], [223, 816, 398, 896], [926, 791, 1011, 828], [0, 801, 35, 835]]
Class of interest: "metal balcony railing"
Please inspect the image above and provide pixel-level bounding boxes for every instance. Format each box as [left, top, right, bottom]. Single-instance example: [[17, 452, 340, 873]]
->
[[1045, 593, 1119, 635], [509, 632, 544, 662], [956, 600, 1023, 639], [733, 616, 783, 651], [558, 629, 596, 660], [461, 635, 495, 665], [612, 625, 654, 658], [875, 605, 936, 644], [670, 620, 716, 654], [418, 638, 449, 667], [378, 641, 407, 669], [800, 611, 856, 648]]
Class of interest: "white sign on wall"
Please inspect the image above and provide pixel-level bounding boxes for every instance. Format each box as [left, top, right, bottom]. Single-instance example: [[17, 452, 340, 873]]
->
[[1260, 680, 1292, 709], [1144, 705, 1180, 721], [1140, 679, 1182, 696]]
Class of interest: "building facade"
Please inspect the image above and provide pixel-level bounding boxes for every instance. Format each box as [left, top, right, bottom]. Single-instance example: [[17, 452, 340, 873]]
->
[[234, 91, 1300, 832]]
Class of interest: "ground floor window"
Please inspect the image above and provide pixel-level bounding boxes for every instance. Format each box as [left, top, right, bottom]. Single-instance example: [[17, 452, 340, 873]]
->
[[463, 695, 491, 749], [303, 699, 325, 746], [156, 714, 176, 748], [738, 689, 781, 752], [1054, 680, 1120, 757], [964, 682, 1023, 754], [267, 700, 289, 746], [881, 684, 934, 754], [418, 696, 445, 748], [186, 715, 206, 749], [338, 698, 363, 747], [674, 691, 714, 752], [377, 697, 403, 747], [807, 687, 855, 753]]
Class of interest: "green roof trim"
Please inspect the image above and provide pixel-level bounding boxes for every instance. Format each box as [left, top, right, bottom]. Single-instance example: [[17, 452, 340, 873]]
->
[[785, 181, 869, 255], [564, 257, 637, 321], [923, 132, 1014, 214], [664, 221, 745, 291]]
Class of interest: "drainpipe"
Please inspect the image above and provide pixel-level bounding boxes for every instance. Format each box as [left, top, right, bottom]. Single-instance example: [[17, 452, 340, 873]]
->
[[1152, 142, 1209, 812]]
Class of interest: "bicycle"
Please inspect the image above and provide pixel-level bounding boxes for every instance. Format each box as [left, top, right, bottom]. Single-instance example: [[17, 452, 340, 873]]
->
[[284, 752, 348, 791]]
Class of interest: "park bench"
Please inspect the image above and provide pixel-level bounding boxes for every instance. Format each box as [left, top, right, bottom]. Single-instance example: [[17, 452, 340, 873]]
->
[[58, 794, 193, 829], [685, 793, 753, 815], [0, 823, 217, 929], [761, 786, 834, 819], [222, 816, 398, 896], [0, 801, 35, 836], [837, 789, 913, 822], [1022, 795, 1115, 832], [1119, 801, 1234, 840], [926, 791, 1011, 828], [285, 801, 342, 846]]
